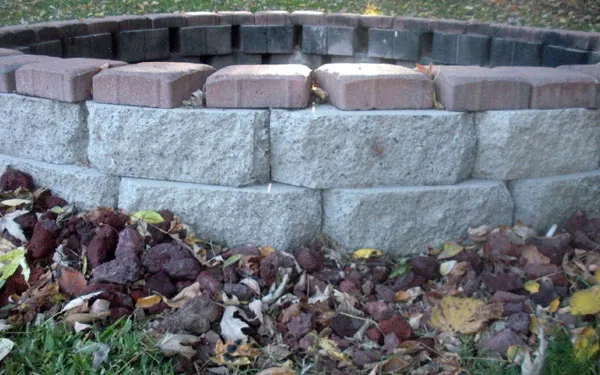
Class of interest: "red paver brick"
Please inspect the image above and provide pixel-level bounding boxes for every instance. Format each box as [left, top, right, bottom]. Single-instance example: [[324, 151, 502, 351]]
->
[[360, 15, 394, 29], [146, 13, 186, 28], [103, 15, 151, 31], [205, 64, 312, 109], [392, 16, 430, 31], [326, 13, 361, 27], [290, 11, 325, 25], [254, 11, 291, 25], [494, 67, 596, 109], [183, 12, 219, 26], [0, 55, 62, 92], [84, 18, 119, 34], [557, 63, 600, 108], [428, 19, 467, 33], [16, 58, 127, 102], [315, 63, 433, 110], [217, 11, 255, 25], [434, 66, 531, 111], [93, 62, 215, 108], [0, 48, 22, 57]]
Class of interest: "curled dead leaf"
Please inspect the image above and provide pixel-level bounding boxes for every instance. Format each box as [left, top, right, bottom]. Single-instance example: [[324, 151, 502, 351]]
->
[[430, 296, 503, 334]]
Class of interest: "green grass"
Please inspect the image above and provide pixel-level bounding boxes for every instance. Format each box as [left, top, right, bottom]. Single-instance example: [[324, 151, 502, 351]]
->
[[459, 336, 521, 375], [0, 0, 598, 31], [543, 329, 600, 375]]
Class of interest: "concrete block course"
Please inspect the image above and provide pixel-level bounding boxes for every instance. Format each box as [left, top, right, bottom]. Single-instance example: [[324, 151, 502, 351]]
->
[[118, 178, 321, 250], [323, 180, 514, 254], [0, 154, 119, 209], [474, 109, 600, 180], [270, 106, 475, 188], [489, 38, 541, 67], [314, 63, 433, 110], [29, 40, 63, 57], [205, 64, 312, 108], [557, 63, 600, 108], [183, 12, 219, 26], [254, 11, 291, 25], [291, 11, 325, 25], [509, 170, 600, 232], [87, 102, 270, 187], [432, 33, 490, 66], [0, 55, 62, 93], [327, 26, 356, 56], [0, 94, 87, 164], [542, 45, 588, 67], [63, 33, 114, 59], [116, 29, 170, 62], [0, 26, 36, 48], [178, 26, 232, 56], [217, 11, 254, 25], [92, 62, 216, 108], [15, 57, 127, 102], [302, 26, 327, 55]]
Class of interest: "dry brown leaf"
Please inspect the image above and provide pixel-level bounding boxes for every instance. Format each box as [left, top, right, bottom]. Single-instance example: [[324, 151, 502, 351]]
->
[[136, 295, 161, 309], [430, 296, 503, 334], [164, 282, 201, 308], [255, 367, 295, 375], [520, 246, 551, 265]]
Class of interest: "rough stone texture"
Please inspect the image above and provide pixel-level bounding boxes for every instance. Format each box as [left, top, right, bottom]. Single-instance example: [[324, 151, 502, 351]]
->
[[474, 109, 600, 180], [15, 58, 127, 102], [118, 178, 321, 250], [182, 11, 219, 26], [0, 154, 119, 209], [0, 48, 22, 57], [93, 62, 216, 108], [323, 180, 514, 254], [0, 55, 62, 93], [434, 66, 531, 111], [327, 26, 356, 56], [557, 64, 600, 108], [509, 169, 600, 232], [270, 106, 475, 188], [87, 102, 269, 187], [314, 63, 433, 110], [0, 93, 87, 164], [494, 67, 596, 109], [205, 50, 262, 69], [205, 64, 312, 109]]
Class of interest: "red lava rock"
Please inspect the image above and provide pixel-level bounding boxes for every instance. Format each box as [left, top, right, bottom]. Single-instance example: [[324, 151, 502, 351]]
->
[[148, 210, 174, 244], [79, 282, 123, 296], [161, 296, 221, 335], [145, 271, 177, 298], [27, 218, 59, 259], [490, 291, 527, 304], [453, 250, 483, 273], [383, 332, 400, 353], [361, 279, 375, 295], [102, 290, 134, 309], [294, 247, 325, 272], [345, 269, 362, 286], [110, 307, 132, 322], [481, 271, 523, 293], [565, 210, 588, 235], [365, 301, 393, 322], [14, 211, 37, 238], [58, 267, 87, 296], [286, 313, 313, 339], [524, 263, 559, 279], [391, 272, 425, 291], [408, 256, 440, 280], [196, 330, 221, 362], [371, 265, 390, 283], [331, 313, 363, 338], [87, 225, 119, 268], [164, 258, 202, 280], [0, 168, 33, 191], [366, 327, 383, 343], [531, 280, 558, 307], [484, 232, 518, 258], [223, 283, 254, 301], [130, 290, 145, 300], [506, 312, 530, 334], [0, 269, 34, 305], [375, 284, 395, 303], [176, 280, 194, 292], [115, 226, 144, 260], [572, 230, 599, 251], [298, 333, 317, 351], [379, 315, 412, 341], [142, 242, 193, 274], [43, 195, 67, 209], [91, 258, 142, 285], [87, 207, 130, 230], [532, 234, 572, 265], [148, 301, 169, 315], [502, 302, 525, 317], [352, 349, 381, 367], [222, 266, 239, 283], [196, 271, 223, 297], [339, 280, 359, 294], [313, 268, 344, 284], [259, 252, 279, 286], [478, 329, 526, 355]]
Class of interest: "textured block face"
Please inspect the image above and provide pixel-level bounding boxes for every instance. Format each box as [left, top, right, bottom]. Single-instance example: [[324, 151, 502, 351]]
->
[[392, 29, 422, 61], [302, 25, 327, 55], [254, 11, 291, 25], [118, 179, 321, 250], [315, 63, 433, 110], [494, 67, 596, 109], [0, 26, 36, 48], [64, 33, 114, 59], [29, 40, 63, 57], [144, 29, 170, 60], [327, 26, 356, 56], [489, 38, 541, 67], [558, 64, 600, 108], [270, 106, 475, 188], [542, 45, 589, 67], [183, 12, 219, 26], [474, 109, 600, 180], [87, 102, 270, 187], [205, 64, 312, 108], [268, 49, 324, 69], [117, 29, 170, 62], [0, 154, 119, 209], [217, 11, 255, 25], [434, 66, 531, 111], [360, 15, 394, 29], [240, 26, 268, 53], [509, 170, 600, 232], [0, 94, 87, 164], [105, 15, 151, 31], [84, 18, 119, 34], [589, 52, 600, 64], [93, 62, 216, 108], [323, 181, 514, 254], [0, 48, 22, 57], [205, 26, 232, 55], [291, 11, 325, 25], [0, 55, 62, 93], [267, 25, 294, 54], [432, 33, 490, 65], [146, 13, 186, 28], [179, 25, 232, 56], [368, 29, 394, 59], [16, 58, 127, 102]]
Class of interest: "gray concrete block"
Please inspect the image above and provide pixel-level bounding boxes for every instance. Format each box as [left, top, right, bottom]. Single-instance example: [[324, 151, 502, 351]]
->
[[302, 25, 327, 55], [270, 106, 475, 188], [0, 154, 119, 209], [474, 109, 600, 180], [118, 178, 322, 250], [327, 26, 356, 56], [323, 180, 514, 254], [87, 102, 270, 187], [509, 169, 600, 232], [0, 93, 87, 164]]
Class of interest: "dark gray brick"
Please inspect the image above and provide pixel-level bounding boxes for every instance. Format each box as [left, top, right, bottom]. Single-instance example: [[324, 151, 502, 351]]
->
[[542, 45, 589, 67], [393, 29, 422, 61], [0, 27, 36, 47], [147, 13, 186, 28], [27, 24, 61, 42], [240, 25, 268, 54], [489, 38, 541, 67], [393, 17, 429, 31], [302, 25, 327, 55], [144, 29, 170, 60], [178, 26, 207, 55], [267, 25, 294, 54], [217, 11, 255, 25], [327, 26, 355, 56], [326, 13, 360, 27], [45, 20, 89, 38], [64, 33, 113, 59], [29, 40, 63, 57], [432, 32, 490, 66], [206, 26, 232, 55], [117, 29, 169, 62], [589, 52, 600, 64], [368, 28, 394, 59]]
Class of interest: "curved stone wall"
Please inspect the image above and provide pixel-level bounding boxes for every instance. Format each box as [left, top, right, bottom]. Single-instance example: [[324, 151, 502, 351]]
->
[[0, 11, 599, 254]]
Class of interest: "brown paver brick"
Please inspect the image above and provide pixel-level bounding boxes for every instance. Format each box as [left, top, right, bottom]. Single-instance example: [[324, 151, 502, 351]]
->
[[0, 48, 22, 57], [557, 63, 600, 108], [290, 11, 325, 25], [183, 12, 219, 26], [428, 19, 467, 33], [103, 15, 151, 31], [16, 57, 127, 102], [93, 62, 216, 108], [434, 66, 531, 111], [494, 66, 596, 109], [360, 15, 394, 29], [205, 64, 312, 108], [217, 11, 255, 25], [255, 11, 291, 25], [392, 17, 430, 31], [146, 13, 186, 28], [84, 18, 119, 34], [0, 55, 62, 92], [326, 13, 361, 27], [315, 63, 433, 110]]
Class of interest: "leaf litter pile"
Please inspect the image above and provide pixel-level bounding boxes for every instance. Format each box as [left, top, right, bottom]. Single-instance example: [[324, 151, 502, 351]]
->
[[0, 167, 599, 374]]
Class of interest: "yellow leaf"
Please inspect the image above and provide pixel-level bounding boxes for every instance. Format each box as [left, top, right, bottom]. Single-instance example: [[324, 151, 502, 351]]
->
[[438, 241, 464, 259], [259, 246, 275, 258], [439, 260, 457, 276], [135, 295, 161, 309], [132, 210, 164, 224], [545, 298, 560, 313], [430, 296, 503, 334], [574, 328, 600, 361], [0, 199, 31, 207], [570, 285, 600, 316], [595, 268, 600, 283], [318, 337, 350, 362], [524, 280, 540, 294], [352, 248, 383, 260]]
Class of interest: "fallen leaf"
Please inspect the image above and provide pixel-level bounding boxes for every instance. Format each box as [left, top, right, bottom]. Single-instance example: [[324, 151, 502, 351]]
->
[[0, 338, 14, 362], [58, 268, 87, 296], [524, 280, 540, 294], [65, 311, 111, 326], [570, 285, 600, 315], [223, 254, 242, 268], [74, 342, 110, 369], [74, 321, 93, 333], [430, 296, 503, 334], [318, 336, 350, 362], [521, 327, 546, 375], [439, 260, 457, 276], [545, 298, 560, 313], [256, 367, 295, 375], [136, 295, 161, 309], [90, 299, 110, 314], [521, 246, 551, 265], [157, 333, 200, 359], [0, 210, 29, 242], [164, 282, 201, 308], [132, 210, 164, 224], [438, 241, 464, 259], [0, 199, 31, 207], [213, 339, 261, 366], [61, 291, 103, 313], [468, 225, 491, 242], [220, 306, 249, 342], [573, 327, 599, 361], [0, 247, 28, 284], [352, 248, 383, 260]]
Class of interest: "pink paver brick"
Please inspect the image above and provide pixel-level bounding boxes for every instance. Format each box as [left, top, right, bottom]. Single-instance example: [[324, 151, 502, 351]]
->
[[0, 48, 23, 57], [93, 62, 216, 108], [205, 64, 312, 109], [254, 11, 291, 25], [290, 11, 325, 25], [217, 11, 255, 25], [360, 15, 394, 29], [494, 67, 596, 109], [557, 63, 600, 108], [183, 12, 219, 26], [315, 63, 433, 110], [16, 58, 127, 102], [434, 66, 531, 111], [0, 55, 62, 92]]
